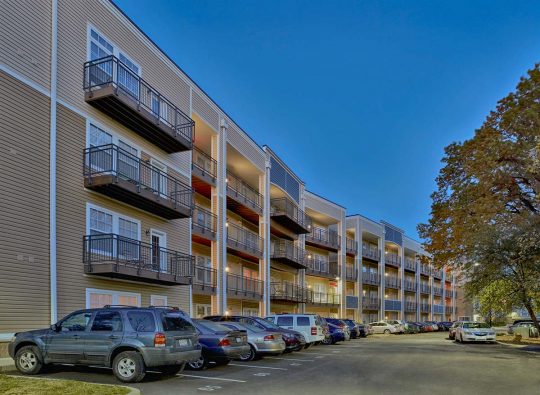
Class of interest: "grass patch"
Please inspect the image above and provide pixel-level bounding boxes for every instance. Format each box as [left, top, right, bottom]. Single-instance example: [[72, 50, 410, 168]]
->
[[496, 334, 540, 346], [0, 374, 131, 395]]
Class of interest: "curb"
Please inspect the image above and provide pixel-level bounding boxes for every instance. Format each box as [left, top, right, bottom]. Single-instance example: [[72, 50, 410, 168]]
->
[[0, 361, 16, 374], [496, 341, 540, 352]]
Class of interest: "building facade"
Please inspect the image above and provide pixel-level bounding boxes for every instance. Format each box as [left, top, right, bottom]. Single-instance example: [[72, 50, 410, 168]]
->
[[0, 0, 456, 354]]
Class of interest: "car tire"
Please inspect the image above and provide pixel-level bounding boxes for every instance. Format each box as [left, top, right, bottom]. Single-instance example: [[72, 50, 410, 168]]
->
[[158, 363, 185, 376], [460, 334, 464, 343], [383, 329, 390, 335], [188, 354, 208, 370], [15, 345, 44, 375], [112, 351, 146, 383], [238, 345, 256, 362], [304, 342, 314, 350]]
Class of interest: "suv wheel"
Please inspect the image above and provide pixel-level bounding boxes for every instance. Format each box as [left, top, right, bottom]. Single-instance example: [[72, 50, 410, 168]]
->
[[188, 355, 208, 370], [113, 351, 146, 383], [15, 345, 43, 375], [238, 345, 256, 361]]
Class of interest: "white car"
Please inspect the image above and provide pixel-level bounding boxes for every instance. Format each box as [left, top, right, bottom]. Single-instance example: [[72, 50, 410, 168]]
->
[[385, 319, 405, 333], [454, 322, 496, 343], [369, 321, 398, 334], [266, 314, 326, 346]]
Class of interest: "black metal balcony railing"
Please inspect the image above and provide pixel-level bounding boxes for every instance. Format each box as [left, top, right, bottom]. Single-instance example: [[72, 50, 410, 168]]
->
[[420, 264, 431, 276], [226, 171, 263, 212], [432, 268, 443, 279], [445, 305, 453, 315], [405, 301, 417, 312], [404, 257, 417, 271], [362, 272, 380, 286], [192, 206, 217, 240], [384, 275, 401, 289], [404, 280, 416, 292], [362, 243, 380, 261], [227, 273, 263, 299], [270, 239, 306, 269], [345, 266, 357, 281], [83, 234, 194, 285], [420, 303, 431, 313], [192, 148, 217, 183], [433, 287, 443, 296], [305, 226, 339, 250], [420, 284, 431, 294], [305, 254, 339, 278], [362, 297, 380, 310], [385, 252, 401, 267], [270, 197, 312, 234], [83, 55, 194, 153], [346, 238, 358, 255], [310, 292, 340, 305], [445, 289, 454, 298], [385, 299, 402, 311], [226, 223, 263, 258], [193, 266, 217, 293], [270, 282, 310, 303]]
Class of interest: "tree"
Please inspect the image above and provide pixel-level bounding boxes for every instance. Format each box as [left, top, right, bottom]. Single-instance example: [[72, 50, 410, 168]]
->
[[419, 63, 540, 331], [474, 280, 515, 326]]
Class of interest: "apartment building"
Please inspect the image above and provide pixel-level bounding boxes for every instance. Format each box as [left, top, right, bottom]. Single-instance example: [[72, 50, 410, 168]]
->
[[0, 0, 456, 355]]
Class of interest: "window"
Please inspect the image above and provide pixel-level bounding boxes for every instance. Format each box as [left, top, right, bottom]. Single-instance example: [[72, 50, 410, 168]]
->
[[276, 316, 293, 326], [297, 316, 310, 326], [195, 304, 211, 319], [60, 312, 92, 332], [150, 159, 168, 198], [86, 289, 141, 309], [242, 307, 259, 317], [127, 311, 156, 332], [161, 313, 195, 332], [117, 140, 139, 181], [91, 311, 123, 332], [195, 256, 212, 284], [151, 295, 168, 307], [89, 208, 113, 236]]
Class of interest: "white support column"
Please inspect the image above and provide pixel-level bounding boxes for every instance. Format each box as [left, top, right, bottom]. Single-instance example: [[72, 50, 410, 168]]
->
[[339, 213, 347, 318], [400, 246, 405, 320], [355, 220, 362, 322], [260, 158, 271, 316], [299, 189, 306, 314], [379, 234, 385, 321], [416, 256, 421, 320]]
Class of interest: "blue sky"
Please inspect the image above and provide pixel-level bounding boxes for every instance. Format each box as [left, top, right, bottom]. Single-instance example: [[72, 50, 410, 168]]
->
[[114, 0, 540, 238]]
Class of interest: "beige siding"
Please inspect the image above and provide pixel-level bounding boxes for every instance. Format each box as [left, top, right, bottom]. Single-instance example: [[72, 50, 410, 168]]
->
[[226, 122, 265, 172], [192, 91, 219, 131], [0, 0, 52, 89], [55, 104, 190, 318], [305, 192, 343, 221], [0, 72, 50, 332]]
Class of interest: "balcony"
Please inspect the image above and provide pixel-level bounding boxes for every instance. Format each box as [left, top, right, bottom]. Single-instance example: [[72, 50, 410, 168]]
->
[[385, 252, 401, 268], [270, 239, 306, 269], [226, 171, 263, 223], [362, 297, 380, 310], [404, 257, 417, 272], [420, 264, 431, 276], [309, 292, 340, 306], [346, 238, 358, 256], [270, 282, 310, 303], [305, 226, 339, 251], [362, 272, 380, 286], [420, 303, 431, 313], [226, 223, 263, 262], [83, 234, 194, 285], [433, 287, 443, 296], [445, 305, 454, 315], [83, 55, 194, 153], [433, 304, 444, 315], [432, 268, 443, 279], [345, 266, 357, 281], [192, 206, 216, 245], [84, 144, 193, 219], [192, 148, 216, 197], [346, 295, 359, 309], [405, 301, 417, 312], [192, 266, 217, 295], [420, 284, 431, 294], [362, 243, 380, 262], [404, 280, 416, 292], [384, 275, 400, 289], [270, 197, 312, 235], [384, 299, 401, 311], [445, 289, 454, 298], [305, 254, 339, 279], [227, 274, 263, 301]]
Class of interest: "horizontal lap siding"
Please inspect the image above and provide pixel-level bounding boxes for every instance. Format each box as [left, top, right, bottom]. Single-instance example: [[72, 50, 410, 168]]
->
[[226, 123, 265, 172], [55, 104, 190, 318], [305, 193, 343, 221], [0, 72, 50, 332], [192, 91, 219, 131], [0, 0, 51, 89]]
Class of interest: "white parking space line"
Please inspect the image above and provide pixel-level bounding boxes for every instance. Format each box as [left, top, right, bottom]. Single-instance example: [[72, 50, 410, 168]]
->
[[228, 363, 288, 370], [265, 357, 314, 362], [299, 352, 337, 356], [178, 374, 246, 383]]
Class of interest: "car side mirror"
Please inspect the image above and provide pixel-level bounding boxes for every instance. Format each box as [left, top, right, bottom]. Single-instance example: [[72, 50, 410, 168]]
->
[[50, 324, 59, 332]]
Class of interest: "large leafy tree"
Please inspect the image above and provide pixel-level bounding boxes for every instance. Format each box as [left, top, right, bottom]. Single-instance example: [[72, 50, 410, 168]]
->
[[419, 64, 540, 331], [474, 280, 515, 326]]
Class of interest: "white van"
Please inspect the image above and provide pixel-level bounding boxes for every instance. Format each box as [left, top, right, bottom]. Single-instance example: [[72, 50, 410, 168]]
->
[[265, 314, 326, 346]]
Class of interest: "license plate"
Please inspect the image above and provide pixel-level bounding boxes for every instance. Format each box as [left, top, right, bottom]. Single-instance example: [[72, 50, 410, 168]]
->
[[178, 339, 190, 347], [236, 337, 242, 343]]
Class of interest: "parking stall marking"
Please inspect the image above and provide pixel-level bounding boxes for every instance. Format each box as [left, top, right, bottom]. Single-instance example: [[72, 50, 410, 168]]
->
[[197, 385, 223, 392], [301, 352, 339, 356], [265, 357, 315, 362], [178, 374, 247, 383], [228, 364, 288, 371], [289, 363, 302, 366], [253, 372, 271, 377]]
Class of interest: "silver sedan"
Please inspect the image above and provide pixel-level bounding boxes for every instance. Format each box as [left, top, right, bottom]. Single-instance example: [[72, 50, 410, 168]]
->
[[221, 321, 286, 361]]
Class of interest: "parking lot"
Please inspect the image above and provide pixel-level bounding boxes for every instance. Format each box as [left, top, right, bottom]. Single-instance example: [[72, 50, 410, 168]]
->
[[13, 333, 540, 395]]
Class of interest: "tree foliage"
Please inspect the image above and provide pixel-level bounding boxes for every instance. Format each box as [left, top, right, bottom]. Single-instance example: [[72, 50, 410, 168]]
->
[[419, 64, 540, 330], [474, 280, 515, 325]]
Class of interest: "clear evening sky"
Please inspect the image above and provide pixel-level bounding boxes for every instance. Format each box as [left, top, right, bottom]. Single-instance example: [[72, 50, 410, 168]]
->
[[114, 0, 540, 239]]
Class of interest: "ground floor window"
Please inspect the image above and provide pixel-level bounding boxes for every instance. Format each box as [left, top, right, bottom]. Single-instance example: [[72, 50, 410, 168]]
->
[[86, 288, 141, 309], [151, 295, 168, 307], [195, 304, 211, 318], [242, 307, 259, 316]]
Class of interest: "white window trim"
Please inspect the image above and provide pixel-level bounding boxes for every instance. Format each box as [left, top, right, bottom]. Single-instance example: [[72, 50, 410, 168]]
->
[[149, 229, 167, 249], [86, 119, 142, 159], [86, 202, 141, 240], [150, 294, 168, 306], [85, 288, 141, 309], [195, 304, 212, 318]]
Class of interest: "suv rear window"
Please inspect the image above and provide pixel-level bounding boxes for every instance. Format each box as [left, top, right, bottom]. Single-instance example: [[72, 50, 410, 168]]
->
[[297, 316, 310, 326], [162, 314, 195, 332], [127, 311, 156, 332], [277, 316, 293, 326]]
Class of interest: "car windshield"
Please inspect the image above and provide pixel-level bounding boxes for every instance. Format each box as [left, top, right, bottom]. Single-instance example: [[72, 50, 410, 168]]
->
[[194, 320, 233, 333], [463, 322, 491, 329], [254, 318, 280, 330]]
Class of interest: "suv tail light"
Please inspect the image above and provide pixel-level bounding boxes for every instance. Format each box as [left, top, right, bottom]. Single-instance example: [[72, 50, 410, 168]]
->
[[311, 326, 317, 335], [218, 338, 231, 347], [263, 335, 275, 341], [154, 332, 166, 348]]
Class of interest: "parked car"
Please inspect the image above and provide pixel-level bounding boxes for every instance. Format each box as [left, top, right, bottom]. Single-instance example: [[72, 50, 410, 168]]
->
[[341, 319, 361, 339], [404, 322, 420, 334], [369, 321, 398, 334], [265, 314, 326, 347], [204, 315, 306, 352], [220, 321, 285, 361], [187, 319, 250, 370], [384, 320, 405, 334], [363, 323, 374, 336], [454, 322, 496, 343], [448, 321, 462, 340], [322, 322, 346, 344], [437, 322, 453, 331], [325, 319, 351, 340], [508, 321, 534, 335], [9, 306, 201, 383], [425, 321, 440, 331]]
